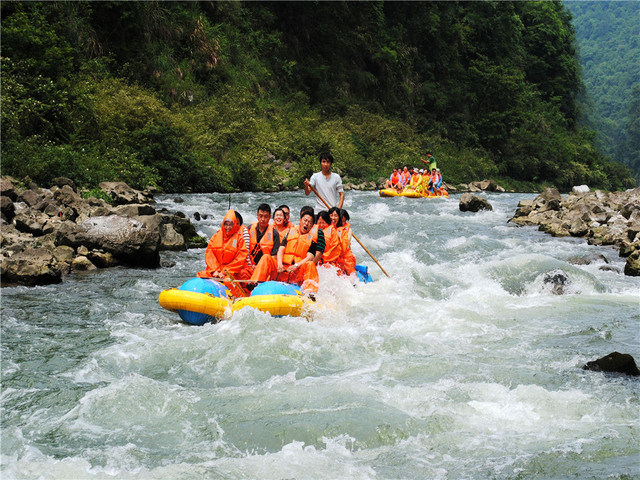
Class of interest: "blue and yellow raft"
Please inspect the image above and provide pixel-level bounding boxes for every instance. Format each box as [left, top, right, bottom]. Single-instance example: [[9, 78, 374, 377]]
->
[[159, 265, 373, 325]]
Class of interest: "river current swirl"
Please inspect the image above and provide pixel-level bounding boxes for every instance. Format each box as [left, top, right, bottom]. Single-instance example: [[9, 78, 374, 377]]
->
[[1, 191, 639, 479]]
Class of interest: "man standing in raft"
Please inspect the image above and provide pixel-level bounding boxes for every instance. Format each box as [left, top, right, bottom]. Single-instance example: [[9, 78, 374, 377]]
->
[[249, 209, 320, 296], [197, 210, 253, 295], [304, 152, 344, 214]]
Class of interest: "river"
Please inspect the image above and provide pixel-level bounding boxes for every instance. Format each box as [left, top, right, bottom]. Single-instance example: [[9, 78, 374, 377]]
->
[[2, 191, 639, 479]]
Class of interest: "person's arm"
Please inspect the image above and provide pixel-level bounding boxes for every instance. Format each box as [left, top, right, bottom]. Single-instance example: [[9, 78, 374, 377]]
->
[[203, 233, 222, 276], [277, 245, 286, 272], [270, 232, 281, 256], [303, 174, 315, 196], [338, 191, 345, 209], [313, 229, 325, 264]]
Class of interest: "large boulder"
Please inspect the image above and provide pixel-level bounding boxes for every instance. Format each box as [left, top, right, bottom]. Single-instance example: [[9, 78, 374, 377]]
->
[[55, 215, 161, 267], [624, 250, 640, 276], [1, 196, 15, 223], [583, 352, 640, 376], [99, 182, 154, 206], [1, 247, 64, 286], [459, 193, 493, 212], [0, 178, 17, 201]]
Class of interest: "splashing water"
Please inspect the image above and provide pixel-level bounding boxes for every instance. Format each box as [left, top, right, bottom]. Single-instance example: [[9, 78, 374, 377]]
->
[[2, 191, 638, 479]]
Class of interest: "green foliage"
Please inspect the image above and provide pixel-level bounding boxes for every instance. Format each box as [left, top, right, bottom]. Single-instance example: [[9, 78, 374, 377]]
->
[[1, 1, 634, 194], [565, 1, 640, 175], [82, 187, 112, 204]]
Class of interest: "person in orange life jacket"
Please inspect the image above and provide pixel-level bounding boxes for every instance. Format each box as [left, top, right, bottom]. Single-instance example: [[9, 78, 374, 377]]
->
[[328, 207, 342, 229], [248, 203, 280, 267], [277, 204, 296, 230], [417, 168, 431, 194], [272, 208, 292, 241], [249, 210, 320, 294], [336, 208, 357, 275], [298, 205, 326, 264], [406, 168, 422, 190], [304, 152, 344, 214], [400, 166, 411, 187], [316, 211, 343, 269], [385, 168, 403, 190], [428, 168, 442, 194], [197, 210, 253, 282]]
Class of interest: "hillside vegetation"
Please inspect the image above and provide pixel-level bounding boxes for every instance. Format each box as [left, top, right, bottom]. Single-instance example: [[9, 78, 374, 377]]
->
[[1, 1, 635, 193], [565, 1, 640, 180]]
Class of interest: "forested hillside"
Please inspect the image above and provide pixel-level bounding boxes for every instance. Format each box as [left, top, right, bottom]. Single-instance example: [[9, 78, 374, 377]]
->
[[1, 1, 635, 193], [565, 1, 640, 180]]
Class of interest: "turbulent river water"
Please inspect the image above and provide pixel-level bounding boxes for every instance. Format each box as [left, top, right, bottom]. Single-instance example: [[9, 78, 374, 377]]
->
[[1, 191, 639, 479]]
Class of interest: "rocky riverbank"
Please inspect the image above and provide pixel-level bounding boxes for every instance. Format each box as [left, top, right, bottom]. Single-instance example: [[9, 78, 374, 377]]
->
[[509, 187, 640, 276], [1, 177, 205, 287]]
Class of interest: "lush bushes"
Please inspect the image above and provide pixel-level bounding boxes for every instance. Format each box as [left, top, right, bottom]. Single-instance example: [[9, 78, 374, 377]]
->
[[1, 1, 635, 193]]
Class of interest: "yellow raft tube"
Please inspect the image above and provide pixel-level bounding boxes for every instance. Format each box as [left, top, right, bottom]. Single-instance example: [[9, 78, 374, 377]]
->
[[159, 278, 313, 325], [379, 187, 449, 198]]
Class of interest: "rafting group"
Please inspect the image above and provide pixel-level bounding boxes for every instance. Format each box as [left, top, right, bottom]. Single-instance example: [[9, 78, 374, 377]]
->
[[159, 153, 377, 325], [195, 202, 361, 300], [380, 154, 449, 198]]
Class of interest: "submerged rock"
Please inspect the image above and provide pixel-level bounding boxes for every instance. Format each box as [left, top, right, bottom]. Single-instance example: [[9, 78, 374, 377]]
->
[[583, 352, 640, 376], [542, 269, 571, 295]]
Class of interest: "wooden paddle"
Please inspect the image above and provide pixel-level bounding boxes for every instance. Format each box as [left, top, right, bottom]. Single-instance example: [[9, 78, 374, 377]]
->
[[307, 184, 390, 278], [223, 268, 250, 297]]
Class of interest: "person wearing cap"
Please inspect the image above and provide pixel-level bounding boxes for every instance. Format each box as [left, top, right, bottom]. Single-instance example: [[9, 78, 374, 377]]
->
[[197, 210, 253, 294]]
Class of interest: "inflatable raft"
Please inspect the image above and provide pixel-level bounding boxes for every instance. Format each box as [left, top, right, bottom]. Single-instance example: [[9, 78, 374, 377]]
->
[[159, 265, 374, 325], [159, 277, 314, 325], [379, 188, 449, 198]]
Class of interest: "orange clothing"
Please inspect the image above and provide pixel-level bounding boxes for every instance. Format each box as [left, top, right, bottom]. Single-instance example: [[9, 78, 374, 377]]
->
[[319, 225, 342, 264], [282, 227, 316, 265], [197, 210, 253, 283], [250, 255, 319, 294], [250, 225, 320, 293], [274, 225, 293, 242], [249, 222, 277, 264], [410, 172, 421, 187], [336, 223, 356, 275]]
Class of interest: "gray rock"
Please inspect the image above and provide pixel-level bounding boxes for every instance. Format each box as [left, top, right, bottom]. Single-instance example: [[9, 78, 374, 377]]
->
[[0, 247, 64, 286], [99, 182, 154, 206], [543, 269, 571, 295], [55, 215, 161, 267], [459, 193, 493, 212], [71, 255, 97, 271], [0, 178, 17, 201]]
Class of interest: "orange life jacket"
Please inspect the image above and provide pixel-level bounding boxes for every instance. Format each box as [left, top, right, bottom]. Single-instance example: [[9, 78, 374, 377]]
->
[[282, 226, 315, 265], [390, 172, 401, 184], [410, 172, 421, 187], [338, 223, 352, 253], [249, 222, 276, 260], [205, 210, 247, 269], [320, 225, 342, 263]]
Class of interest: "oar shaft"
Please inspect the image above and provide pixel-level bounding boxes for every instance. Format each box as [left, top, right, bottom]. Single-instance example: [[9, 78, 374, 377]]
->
[[307, 184, 390, 278]]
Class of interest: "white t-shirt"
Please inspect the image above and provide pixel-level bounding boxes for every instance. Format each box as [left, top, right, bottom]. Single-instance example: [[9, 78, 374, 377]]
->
[[309, 171, 344, 213]]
